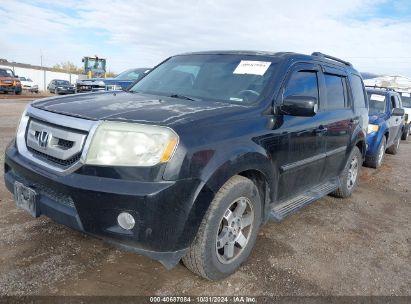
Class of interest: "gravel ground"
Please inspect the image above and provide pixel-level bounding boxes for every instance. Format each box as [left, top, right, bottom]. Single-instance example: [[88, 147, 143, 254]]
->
[[0, 98, 410, 296]]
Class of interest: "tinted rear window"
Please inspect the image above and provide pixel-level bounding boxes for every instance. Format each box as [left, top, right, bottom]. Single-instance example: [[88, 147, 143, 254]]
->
[[324, 74, 345, 109], [350, 75, 367, 108]]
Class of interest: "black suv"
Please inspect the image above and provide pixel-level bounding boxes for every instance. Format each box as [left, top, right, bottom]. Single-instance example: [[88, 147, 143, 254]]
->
[[4, 51, 368, 280]]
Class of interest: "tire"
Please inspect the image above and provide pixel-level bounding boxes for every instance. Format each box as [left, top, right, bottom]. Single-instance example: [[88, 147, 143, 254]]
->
[[331, 146, 362, 198], [386, 136, 400, 155], [15, 90, 22, 95], [182, 175, 262, 281], [364, 136, 386, 169], [401, 125, 409, 140]]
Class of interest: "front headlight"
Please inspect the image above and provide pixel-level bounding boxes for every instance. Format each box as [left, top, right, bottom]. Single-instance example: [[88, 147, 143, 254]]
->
[[367, 124, 379, 134], [84, 121, 179, 166]]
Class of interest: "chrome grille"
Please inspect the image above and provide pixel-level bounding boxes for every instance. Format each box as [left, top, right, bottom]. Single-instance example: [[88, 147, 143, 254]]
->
[[27, 147, 81, 168], [17, 106, 100, 175], [25, 118, 87, 169]]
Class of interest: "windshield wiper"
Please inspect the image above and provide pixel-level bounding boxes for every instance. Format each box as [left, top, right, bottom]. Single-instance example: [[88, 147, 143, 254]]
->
[[169, 94, 201, 101]]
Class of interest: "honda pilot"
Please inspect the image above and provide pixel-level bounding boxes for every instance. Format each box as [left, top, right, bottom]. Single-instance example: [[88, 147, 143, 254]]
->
[[4, 51, 368, 280]]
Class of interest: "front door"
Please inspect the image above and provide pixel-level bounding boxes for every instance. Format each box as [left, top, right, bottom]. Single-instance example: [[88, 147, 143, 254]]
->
[[387, 94, 402, 146], [275, 63, 327, 201]]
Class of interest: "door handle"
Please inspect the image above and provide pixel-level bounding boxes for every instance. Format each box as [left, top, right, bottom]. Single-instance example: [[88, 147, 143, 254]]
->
[[314, 125, 328, 135]]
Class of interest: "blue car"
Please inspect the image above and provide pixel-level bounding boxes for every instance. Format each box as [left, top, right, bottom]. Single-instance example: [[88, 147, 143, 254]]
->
[[365, 87, 405, 168], [76, 68, 150, 93]]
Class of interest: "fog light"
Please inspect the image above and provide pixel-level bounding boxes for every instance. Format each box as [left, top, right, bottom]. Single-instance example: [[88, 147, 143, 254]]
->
[[117, 212, 135, 230]]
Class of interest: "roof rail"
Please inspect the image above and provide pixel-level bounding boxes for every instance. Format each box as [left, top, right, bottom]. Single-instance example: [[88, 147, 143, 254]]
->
[[364, 85, 396, 92], [311, 52, 352, 67]]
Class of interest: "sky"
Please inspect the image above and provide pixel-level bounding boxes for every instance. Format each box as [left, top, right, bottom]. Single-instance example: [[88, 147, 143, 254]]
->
[[1, 0, 411, 76]]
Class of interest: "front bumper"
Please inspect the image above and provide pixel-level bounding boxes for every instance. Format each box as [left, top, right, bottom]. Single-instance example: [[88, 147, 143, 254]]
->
[[365, 131, 382, 156], [56, 88, 75, 94], [76, 84, 105, 92], [0, 85, 19, 92], [4, 143, 205, 269]]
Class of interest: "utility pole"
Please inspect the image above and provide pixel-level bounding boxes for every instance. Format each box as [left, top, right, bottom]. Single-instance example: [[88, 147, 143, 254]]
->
[[40, 49, 46, 92]]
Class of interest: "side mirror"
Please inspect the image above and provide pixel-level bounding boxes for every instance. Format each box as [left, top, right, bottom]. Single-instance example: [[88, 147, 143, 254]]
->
[[279, 95, 317, 117], [392, 108, 405, 116]]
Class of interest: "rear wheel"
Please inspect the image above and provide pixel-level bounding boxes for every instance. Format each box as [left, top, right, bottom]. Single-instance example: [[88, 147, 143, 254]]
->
[[182, 175, 262, 281], [332, 146, 362, 198], [365, 136, 386, 169], [386, 136, 400, 155], [401, 125, 409, 140]]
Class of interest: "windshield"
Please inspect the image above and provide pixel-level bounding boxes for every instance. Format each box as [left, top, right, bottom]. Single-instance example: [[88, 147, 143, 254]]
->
[[0, 69, 15, 77], [56, 80, 70, 85], [19, 77, 26, 81], [129, 54, 277, 104], [367, 92, 386, 115], [400, 92, 411, 108], [115, 69, 147, 80]]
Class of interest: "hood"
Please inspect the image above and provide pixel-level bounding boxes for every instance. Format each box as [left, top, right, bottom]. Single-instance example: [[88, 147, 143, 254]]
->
[[103, 79, 133, 84], [31, 91, 249, 127], [368, 112, 386, 124], [77, 78, 109, 85], [56, 84, 73, 88]]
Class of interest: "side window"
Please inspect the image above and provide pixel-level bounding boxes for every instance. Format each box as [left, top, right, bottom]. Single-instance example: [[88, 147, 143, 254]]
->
[[350, 74, 367, 108], [395, 96, 402, 108], [284, 71, 319, 101], [324, 74, 346, 109], [390, 96, 396, 110]]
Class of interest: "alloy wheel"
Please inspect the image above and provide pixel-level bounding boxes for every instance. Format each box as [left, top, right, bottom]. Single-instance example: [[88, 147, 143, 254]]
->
[[347, 156, 359, 190], [216, 197, 254, 264], [377, 141, 385, 166]]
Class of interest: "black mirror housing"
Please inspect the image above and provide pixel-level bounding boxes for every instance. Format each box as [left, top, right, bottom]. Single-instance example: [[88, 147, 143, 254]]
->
[[392, 108, 405, 116], [279, 95, 317, 117]]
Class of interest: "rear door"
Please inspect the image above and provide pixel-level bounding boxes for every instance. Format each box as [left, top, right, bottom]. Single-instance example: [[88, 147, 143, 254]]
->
[[276, 63, 327, 200], [319, 66, 353, 180], [387, 94, 402, 145]]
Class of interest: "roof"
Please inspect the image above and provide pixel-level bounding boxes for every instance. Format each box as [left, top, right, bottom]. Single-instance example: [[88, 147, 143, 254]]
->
[[175, 50, 355, 70], [365, 87, 399, 96]]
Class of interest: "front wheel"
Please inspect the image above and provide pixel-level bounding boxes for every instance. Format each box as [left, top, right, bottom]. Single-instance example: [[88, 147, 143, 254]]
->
[[401, 125, 409, 140], [386, 136, 400, 155], [365, 136, 386, 169], [182, 175, 262, 281], [332, 146, 362, 198]]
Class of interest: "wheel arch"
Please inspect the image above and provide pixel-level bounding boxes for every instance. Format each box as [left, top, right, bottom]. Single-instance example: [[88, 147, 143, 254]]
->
[[176, 151, 274, 250]]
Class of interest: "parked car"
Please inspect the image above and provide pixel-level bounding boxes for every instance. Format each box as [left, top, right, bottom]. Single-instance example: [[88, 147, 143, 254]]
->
[[4, 51, 368, 280], [19, 77, 39, 93], [76, 68, 150, 93], [47, 79, 75, 95], [364, 87, 405, 168], [0, 67, 22, 95], [398, 91, 411, 139]]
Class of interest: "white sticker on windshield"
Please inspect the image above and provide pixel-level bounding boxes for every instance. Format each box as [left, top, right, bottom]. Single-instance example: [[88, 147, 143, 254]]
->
[[370, 94, 385, 102], [233, 60, 271, 76], [402, 92, 410, 97]]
